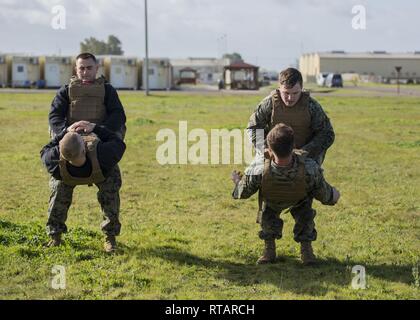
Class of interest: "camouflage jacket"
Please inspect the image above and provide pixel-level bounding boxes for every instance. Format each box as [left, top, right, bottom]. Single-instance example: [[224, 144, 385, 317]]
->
[[232, 153, 336, 212], [247, 92, 335, 161]]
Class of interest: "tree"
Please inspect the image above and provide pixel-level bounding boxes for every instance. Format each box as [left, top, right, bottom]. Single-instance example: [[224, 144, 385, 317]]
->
[[222, 52, 243, 63], [80, 35, 124, 55], [107, 35, 123, 55]]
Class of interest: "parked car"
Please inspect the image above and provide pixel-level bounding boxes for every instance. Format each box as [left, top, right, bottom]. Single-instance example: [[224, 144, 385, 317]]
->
[[316, 73, 329, 86], [325, 73, 343, 87]]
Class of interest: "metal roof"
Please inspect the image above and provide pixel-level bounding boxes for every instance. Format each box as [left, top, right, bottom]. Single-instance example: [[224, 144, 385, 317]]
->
[[302, 52, 420, 59], [225, 62, 259, 69]]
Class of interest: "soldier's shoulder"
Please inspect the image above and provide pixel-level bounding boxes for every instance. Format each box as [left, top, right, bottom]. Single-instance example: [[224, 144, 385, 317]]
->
[[104, 82, 118, 94], [257, 91, 275, 109], [308, 95, 322, 108], [308, 95, 328, 116], [55, 84, 69, 99], [58, 84, 69, 92], [262, 91, 275, 102]]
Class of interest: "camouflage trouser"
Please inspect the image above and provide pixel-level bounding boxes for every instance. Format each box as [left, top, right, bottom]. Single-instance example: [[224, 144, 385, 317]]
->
[[258, 198, 317, 243], [46, 165, 122, 236]]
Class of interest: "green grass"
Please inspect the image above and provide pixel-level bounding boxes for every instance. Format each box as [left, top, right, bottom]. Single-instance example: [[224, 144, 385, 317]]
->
[[0, 90, 419, 299]]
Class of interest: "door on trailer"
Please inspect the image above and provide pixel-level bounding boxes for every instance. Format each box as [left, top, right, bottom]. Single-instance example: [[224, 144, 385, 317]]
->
[[111, 65, 125, 88], [14, 64, 27, 85], [147, 65, 158, 89], [46, 64, 60, 87]]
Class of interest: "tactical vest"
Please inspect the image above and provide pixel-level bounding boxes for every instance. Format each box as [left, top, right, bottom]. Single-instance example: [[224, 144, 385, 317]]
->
[[67, 76, 106, 126], [261, 153, 307, 205], [270, 90, 312, 148], [58, 134, 106, 186]]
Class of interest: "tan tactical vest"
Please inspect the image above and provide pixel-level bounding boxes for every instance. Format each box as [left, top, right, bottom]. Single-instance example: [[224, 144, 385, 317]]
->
[[270, 90, 312, 148], [67, 76, 106, 125], [261, 154, 307, 205], [59, 134, 106, 186]]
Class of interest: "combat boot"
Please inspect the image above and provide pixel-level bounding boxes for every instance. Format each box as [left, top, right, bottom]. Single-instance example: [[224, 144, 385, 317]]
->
[[46, 233, 62, 247], [300, 241, 316, 265], [104, 235, 117, 253], [256, 239, 276, 264]]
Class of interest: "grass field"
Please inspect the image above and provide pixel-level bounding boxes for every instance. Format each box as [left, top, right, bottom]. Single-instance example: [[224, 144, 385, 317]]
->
[[0, 88, 419, 299]]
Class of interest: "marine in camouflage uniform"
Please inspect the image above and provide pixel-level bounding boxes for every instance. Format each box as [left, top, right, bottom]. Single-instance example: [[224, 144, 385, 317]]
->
[[246, 88, 334, 167], [244, 68, 335, 263], [233, 150, 336, 242], [44, 53, 126, 251], [41, 123, 126, 252], [233, 123, 339, 265]]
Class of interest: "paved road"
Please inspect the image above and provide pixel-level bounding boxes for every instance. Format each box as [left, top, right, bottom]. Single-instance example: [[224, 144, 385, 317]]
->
[[1, 84, 420, 97]]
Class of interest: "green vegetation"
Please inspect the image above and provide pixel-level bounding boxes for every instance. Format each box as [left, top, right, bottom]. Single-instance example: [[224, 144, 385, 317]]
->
[[0, 90, 418, 299]]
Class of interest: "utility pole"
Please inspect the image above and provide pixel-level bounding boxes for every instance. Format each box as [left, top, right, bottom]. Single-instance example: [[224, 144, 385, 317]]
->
[[144, 0, 149, 96], [395, 66, 402, 95]]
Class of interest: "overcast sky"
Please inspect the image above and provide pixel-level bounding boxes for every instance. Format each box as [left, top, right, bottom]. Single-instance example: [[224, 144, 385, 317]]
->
[[0, 0, 418, 71]]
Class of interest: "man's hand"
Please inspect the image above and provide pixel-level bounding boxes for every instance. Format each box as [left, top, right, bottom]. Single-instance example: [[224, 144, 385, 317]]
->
[[231, 170, 243, 184], [68, 121, 96, 134], [332, 187, 340, 204]]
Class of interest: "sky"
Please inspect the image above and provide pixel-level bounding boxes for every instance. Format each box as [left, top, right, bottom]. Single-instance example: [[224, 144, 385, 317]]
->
[[0, 0, 419, 71]]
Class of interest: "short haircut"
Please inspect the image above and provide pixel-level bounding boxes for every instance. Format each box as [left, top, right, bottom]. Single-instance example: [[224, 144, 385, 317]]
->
[[267, 123, 295, 158], [59, 132, 85, 161], [76, 52, 97, 64], [279, 67, 303, 88]]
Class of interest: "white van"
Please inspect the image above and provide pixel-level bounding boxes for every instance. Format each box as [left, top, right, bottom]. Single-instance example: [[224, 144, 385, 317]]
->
[[316, 73, 329, 86]]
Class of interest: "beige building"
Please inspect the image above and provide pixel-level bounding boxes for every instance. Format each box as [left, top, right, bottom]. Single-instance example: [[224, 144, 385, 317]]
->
[[98, 56, 139, 90], [0, 55, 7, 87], [142, 58, 173, 90], [7, 55, 41, 87], [40, 56, 72, 88], [300, 52, 420, 83], [171, 57, 231, 85]]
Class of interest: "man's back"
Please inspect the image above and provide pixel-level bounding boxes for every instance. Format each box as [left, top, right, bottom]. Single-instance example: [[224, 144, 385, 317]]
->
[[232, 151, 336, 212]]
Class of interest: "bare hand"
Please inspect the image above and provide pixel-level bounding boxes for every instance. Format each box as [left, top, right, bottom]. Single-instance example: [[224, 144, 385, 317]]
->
[[68, 121, 96, 134], [231, 170, 243, 184]]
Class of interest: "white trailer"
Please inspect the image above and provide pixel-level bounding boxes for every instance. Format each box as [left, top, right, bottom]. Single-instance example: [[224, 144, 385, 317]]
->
[[106, 56, 138, 89], [40, 56, 72, 88], [7, 55, 41, 88], [142, 58, 172, 90]]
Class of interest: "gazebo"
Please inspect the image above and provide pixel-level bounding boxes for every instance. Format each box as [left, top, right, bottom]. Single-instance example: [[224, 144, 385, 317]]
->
[[223, 62, 259, 90], [177, 67, 197, 85]]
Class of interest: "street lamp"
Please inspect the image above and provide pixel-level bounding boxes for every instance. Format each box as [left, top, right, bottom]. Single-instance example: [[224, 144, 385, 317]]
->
[[395, 66, 402, 95]]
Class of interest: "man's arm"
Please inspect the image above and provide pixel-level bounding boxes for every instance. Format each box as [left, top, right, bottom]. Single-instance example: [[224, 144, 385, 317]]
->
[[301, 98, 335, 159], [40, 128, 67, 179], [94, 125, 126, 169], [232, 171, 262, 199], [246, 95, 273, 148], [49, 86, 70, 135], [305, 160, 339, 205], [103, 84, 127, 132]]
